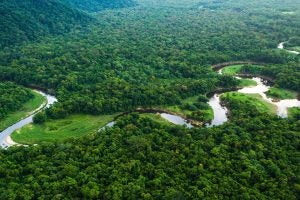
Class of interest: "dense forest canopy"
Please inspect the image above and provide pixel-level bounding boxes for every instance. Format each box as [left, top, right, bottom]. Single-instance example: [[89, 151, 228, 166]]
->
[[0, 0, 92, 48], [0, 0, 136, 48], [0, 107, 299, 199], [240, 63, 300, 92], [61, 0, 136, 12], [0, 82, 33, 120], [0, 0, 299, 199], [0, 0, 299, 118]]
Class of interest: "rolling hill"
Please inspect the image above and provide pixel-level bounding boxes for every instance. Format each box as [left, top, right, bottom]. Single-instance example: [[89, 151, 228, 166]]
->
[[62, 0, 136, 12], [0, 0, 91, 48]]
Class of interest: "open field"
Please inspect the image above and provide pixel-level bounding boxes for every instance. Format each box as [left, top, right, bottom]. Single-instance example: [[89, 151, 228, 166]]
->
[[222, 92, 277, 115], [266, 87, 298, 100], [11, 114, 116, 144], [238, 78, 257, 87], [222, 65, 244, 75]]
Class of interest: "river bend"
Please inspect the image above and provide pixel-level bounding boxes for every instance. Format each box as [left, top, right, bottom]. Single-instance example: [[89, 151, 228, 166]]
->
[[0, 91, 57, 148]]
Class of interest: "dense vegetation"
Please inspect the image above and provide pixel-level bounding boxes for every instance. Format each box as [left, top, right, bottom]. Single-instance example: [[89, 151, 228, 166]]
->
[[1, 0, 299, 119], [0, 82, 33, 120], [62, 0, 136, 12], [0, 0, 299, 198], [13, 114, 115, 144], [1, 106, 299, 199], [0, 0, 136, 48], [0, 0, 94, 48], [240, 63, 300, 92], [285, 37, 300, 48]]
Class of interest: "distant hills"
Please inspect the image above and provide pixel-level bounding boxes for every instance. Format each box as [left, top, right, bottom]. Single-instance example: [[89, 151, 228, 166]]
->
[[0, 0, 136, 48], [62, 0, 136, 12]]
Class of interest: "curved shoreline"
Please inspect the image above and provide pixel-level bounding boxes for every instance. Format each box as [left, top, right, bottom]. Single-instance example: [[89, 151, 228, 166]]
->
[[0, 90, 57, 149], [112, 108, 204, 127], [3, 56, 299, 145], [211, 61, 265, 71], [101, 61, 286, 129], [212, 63, 300, 120], [0, 90, 47, 133], [278, 42, 300, 54]]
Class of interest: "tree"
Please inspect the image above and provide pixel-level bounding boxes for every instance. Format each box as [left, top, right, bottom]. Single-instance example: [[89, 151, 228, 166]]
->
[[33, 112, 46, 124]]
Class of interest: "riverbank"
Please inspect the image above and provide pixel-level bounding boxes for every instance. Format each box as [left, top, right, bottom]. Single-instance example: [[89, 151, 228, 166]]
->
[[213, 63, 300, 120], [0, 90, 46, 132], [0, 90, 57, 148], [112, 107, 204, 127], [266, 87, 298, 100], [211, 61, 265, 71], [222, 92, 277, 115], [4, 60, 300, 146], [278, 42, 300, 54]]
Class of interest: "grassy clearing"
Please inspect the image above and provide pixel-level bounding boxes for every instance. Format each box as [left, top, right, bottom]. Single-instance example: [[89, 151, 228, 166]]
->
[[0, 91, 46, 131], [160, 95, 213, 122], [222, 65, 243, 75], [139, 113, 174, 126], [11, 114, 116, 144], [223, 92, 277, 115], [222, 64, 262, 76], [238, 78, 257, 87], [266, 87, 298, 100], [288, 108, 300, 119]]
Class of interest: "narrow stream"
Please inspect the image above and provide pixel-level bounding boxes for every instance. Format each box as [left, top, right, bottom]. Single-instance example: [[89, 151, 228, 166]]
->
[[278, 42, 299, 54], [0, 91, 57, 148]]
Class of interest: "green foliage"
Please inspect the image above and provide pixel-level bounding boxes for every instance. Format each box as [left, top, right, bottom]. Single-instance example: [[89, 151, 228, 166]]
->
[[241, 63, 300, 92], [286, 37, 300, 47], [266, 87, 298, 99], [238, 78, 257, 87], [12, 114, 116, 144], [288, 108, 300, 120], [62, 0, 136, 12], [222, 64, 244, 75], [33, 112, 47, 124], [0, 0, 299, 198], [197, 94, 209, 103], [0, 90, 45, 131], [162, 95, 213, 122], [1, 0, 299, 118], [1, 113, 299, 199], [0, 0, 92, 48], [221, 92, 277, 117], [0, 82, 33, 120]]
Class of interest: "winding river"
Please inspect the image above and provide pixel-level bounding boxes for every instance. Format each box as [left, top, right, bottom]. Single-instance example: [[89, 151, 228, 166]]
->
[[238, 77, 300, 117], [100, 112, 194, 131], [278, 42, 300, 54], [0, 91, 57, 148], [102, 58, 300, 129], [207, 67, 300, 126], [1, 42, 299, 147]]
